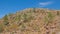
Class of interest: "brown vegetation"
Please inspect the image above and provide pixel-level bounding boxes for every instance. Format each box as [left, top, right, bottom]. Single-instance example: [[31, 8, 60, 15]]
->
[[0, 8, 60, 34]]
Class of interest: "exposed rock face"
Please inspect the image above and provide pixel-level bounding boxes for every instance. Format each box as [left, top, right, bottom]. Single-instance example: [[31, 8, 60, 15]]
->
[[0, 8, 60, 34]]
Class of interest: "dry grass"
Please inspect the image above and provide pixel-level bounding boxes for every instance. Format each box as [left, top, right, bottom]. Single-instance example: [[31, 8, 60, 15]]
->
[[0, 8, 60, 34]]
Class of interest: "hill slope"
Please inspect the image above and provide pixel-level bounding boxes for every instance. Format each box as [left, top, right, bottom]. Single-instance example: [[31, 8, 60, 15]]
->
[[0, 8, 60, 34]]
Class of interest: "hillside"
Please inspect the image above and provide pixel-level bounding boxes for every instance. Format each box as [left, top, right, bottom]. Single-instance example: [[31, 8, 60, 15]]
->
[[0, 8, 60, 34]]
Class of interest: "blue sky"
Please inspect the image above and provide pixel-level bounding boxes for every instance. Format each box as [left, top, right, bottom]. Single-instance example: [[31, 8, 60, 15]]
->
[[0, 0, 60, 18]]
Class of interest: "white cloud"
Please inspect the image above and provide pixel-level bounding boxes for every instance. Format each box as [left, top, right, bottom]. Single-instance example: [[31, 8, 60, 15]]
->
[[39, 1, 53, 7]]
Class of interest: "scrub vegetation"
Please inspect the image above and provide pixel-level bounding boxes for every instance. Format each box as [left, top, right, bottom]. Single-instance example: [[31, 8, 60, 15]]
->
[[0, 8, 60, 34]]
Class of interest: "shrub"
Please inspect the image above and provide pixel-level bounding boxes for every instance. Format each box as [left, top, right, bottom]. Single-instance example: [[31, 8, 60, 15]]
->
[[0, 24, 4, 33], [33, 8, 36, 12], [47, 12, 54, 22], [44, 12, 54, 24], [40, 10, 45, 14], [32, 24, 40, 32], [48, 12, 53, 20], [3, 15, 8, 21], [14, 14, 21, 22], [44, 16, 49, 24], [57, 11, 60, 16], [11, 32, 14, 34], [23, 13, 28, 22], [4, 21, 9, 26], [3, 15, 9, 26], [20, 23, 26, 31]]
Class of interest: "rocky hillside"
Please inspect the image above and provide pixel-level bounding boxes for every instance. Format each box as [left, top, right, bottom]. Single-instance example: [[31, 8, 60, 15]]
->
[[0, 8, 60, 34]]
